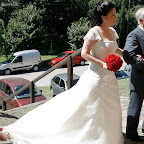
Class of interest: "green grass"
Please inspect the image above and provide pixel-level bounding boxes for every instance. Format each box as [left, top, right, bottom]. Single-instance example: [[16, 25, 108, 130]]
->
[[0, 55, 8, 62], [40, 55, 57, 67], [38, 78, 130, 100], [117, 78, 129, 97], [41, 55, 57, 61], [38, 85, 52, 99]]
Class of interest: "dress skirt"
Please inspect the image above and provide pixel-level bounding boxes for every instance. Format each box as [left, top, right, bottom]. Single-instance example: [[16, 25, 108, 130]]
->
[[2, 63, 123, 144]]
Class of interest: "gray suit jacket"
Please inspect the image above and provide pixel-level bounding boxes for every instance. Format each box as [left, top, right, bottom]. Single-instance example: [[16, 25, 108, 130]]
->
[[123, 26, 144, 92]]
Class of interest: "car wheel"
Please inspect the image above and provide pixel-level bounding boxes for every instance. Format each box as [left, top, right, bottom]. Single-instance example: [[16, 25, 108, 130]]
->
[[50, 87, 55, 97], [4, 69, 11, 75], [79, 60, 85, 66], [33, 65, 39, 72]]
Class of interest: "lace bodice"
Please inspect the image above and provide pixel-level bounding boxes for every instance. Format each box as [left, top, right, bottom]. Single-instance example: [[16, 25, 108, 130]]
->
[[84, 26, 119, 61]]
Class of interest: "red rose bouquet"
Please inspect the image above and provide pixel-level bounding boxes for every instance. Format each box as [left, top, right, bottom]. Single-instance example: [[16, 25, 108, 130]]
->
[[104, 54, 123, 72]]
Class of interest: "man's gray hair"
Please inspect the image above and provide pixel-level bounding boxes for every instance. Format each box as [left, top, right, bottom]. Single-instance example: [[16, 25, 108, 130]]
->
[[135, 7, 144, 23]]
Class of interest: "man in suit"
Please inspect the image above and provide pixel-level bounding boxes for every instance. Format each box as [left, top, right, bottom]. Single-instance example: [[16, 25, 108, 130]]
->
[[123, 7, 144, 142]]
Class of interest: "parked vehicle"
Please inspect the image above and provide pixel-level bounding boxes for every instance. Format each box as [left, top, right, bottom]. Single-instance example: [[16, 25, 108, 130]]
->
[[115, 70, 129, 80], [49, 51, 86, 67], [0, 77, 46, 110], [0, 49, 41, 75], [124, 64, 131, 76], [50, 73, 80, 96]]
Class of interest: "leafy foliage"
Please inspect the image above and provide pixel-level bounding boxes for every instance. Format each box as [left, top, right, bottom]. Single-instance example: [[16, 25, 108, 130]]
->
[[118, 0, 127, 48], [3, 4, 42, 53], [0, 0, 143, 56], [0, 19, 9, 58], [67, 17, 90, 50], [128, 5, 144, 32]]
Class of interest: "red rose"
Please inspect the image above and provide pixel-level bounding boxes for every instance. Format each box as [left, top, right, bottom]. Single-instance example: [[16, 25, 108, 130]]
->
[[104, 54, 123, 72]]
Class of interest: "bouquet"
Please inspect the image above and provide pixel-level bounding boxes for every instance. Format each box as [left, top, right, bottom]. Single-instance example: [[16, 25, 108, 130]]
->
[[104, 54, 123, 72]]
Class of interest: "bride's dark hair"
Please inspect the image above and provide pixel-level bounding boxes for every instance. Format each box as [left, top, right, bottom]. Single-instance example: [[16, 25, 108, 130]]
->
[[91, 1, 115, 27]]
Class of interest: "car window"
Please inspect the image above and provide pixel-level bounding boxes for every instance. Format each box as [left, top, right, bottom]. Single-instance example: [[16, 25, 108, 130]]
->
[[0, 82, 2, 87], [13, 86, 42, 99], [5, 85, 11, 96], [66, 79, 79, 87], [58, 53, 67, 58], [66, 53, 72, 57], [60, 79, 65, 88], [54, 76, 60, 85], [73, 79, 79, 86], [13, 56, 22, 63], [0, 82, 5, 92], [7, 56, 15, 62]]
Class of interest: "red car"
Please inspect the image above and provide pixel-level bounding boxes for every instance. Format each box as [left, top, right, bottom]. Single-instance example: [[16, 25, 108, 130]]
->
[[0, 78, 46, 110], [49, 51, 86, 67]]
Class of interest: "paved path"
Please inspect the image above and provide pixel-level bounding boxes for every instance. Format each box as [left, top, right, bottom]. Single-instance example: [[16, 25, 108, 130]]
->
[[0, 60, 127, 87], [0, 64, 89, 87]]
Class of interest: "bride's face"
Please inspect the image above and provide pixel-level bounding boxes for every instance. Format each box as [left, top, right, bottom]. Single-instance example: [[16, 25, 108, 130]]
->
[[102, 8, 117, 26]]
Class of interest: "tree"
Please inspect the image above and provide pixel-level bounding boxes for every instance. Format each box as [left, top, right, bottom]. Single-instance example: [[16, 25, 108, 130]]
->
[[0, 19, 9, 58], [34, 0, 89, 39], [2, 0, 142, 55], [118, 0, 127, 48], [3, 4, 42, 53], [67, 17, 90, 50]]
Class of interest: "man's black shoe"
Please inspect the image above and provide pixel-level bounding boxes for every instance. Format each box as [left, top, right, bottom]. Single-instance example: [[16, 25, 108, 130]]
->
[[127, 136, 144, 142]]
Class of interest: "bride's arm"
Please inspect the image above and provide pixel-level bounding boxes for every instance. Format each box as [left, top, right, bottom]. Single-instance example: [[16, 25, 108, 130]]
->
[[81, 39, 107, 69], [115, 48, 123, 57]]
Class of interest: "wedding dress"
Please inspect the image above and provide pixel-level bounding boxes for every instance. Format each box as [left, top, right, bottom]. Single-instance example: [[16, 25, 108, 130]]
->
[[2, 26, 123, 144]]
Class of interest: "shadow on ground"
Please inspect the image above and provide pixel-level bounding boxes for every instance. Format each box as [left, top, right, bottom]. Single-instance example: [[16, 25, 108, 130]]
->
[[123, 133, 144, 144]]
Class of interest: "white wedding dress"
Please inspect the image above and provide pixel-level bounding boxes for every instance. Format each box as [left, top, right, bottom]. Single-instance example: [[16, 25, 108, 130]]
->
[[2, 26, 123, 144]]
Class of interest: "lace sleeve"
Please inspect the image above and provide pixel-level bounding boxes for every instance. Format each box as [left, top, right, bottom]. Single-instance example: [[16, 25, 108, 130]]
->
[[110, 27, 119, 40], [84, 27, 102, 41]]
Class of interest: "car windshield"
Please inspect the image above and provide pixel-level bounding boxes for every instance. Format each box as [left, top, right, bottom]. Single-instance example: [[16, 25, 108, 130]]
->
[[7, 56, 15, 63], [13, 85, 42, 99], [66, 79, 79, 86], [58, 52, 67, 58]]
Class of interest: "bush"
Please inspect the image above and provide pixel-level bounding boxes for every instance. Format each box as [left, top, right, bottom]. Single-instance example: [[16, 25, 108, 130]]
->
[[67, 17, 91, 50]]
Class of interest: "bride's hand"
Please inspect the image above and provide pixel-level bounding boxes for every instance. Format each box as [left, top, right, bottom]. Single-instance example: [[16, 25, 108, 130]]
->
[[0, 127, 3, 132], [137, 54, 143, 61], [102, 62, 107, 69], [0, 133, 7, 141]]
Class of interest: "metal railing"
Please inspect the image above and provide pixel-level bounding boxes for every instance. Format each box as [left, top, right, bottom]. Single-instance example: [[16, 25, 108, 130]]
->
[[0, 48, 82, 111]]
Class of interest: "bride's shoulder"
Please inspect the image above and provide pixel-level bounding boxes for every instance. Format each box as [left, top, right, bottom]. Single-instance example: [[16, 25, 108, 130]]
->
[[89, 26, 99, 31], [109, 27, 119, 39], [109, 27, 117, 33], [88, 26, 100, 35], [91, 26, 100, 31], [84, 26, 101, 41]]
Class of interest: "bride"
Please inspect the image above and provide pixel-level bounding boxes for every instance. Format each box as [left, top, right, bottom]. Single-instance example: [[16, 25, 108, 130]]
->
[[0, 1, 124, 144]]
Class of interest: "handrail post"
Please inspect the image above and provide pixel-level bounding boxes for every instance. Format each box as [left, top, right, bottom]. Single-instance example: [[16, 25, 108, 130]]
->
[[0, 48, 82, 111], [30, 82, 35, 103], [67, 56, 73, 89], [2, 101, 6, 111]]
